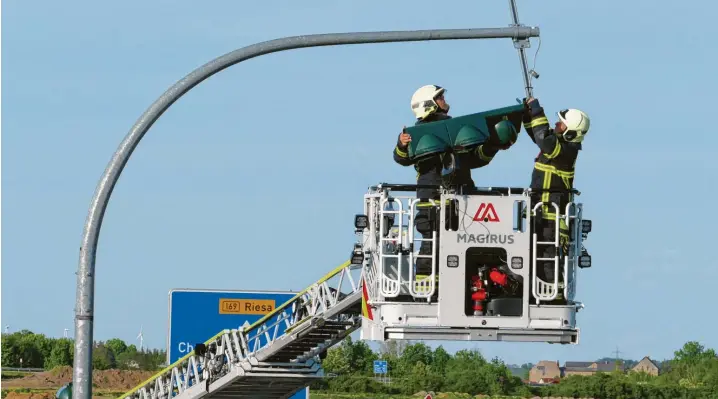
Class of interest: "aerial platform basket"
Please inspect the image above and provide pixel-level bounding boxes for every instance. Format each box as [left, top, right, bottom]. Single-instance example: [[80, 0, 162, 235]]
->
[[350, 180, 592, 345]]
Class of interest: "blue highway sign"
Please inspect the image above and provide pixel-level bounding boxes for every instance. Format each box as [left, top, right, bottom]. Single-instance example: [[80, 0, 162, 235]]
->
[[373, 359, 388, 374], [167, 288, 307, 398], [167, 288, 297, 363]]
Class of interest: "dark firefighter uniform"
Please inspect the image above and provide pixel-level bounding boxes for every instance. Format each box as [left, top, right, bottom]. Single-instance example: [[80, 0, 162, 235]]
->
[[393, 112, 504, 279], [523, 98, 581, 295]]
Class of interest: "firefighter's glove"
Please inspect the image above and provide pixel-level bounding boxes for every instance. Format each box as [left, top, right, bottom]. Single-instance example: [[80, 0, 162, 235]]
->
[[398, 127, 411, 149], [525, 97, 541, 111], [497, 140, 515, 150]]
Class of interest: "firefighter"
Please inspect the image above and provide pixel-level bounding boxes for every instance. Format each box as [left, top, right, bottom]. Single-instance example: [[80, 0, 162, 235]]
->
[[393, 85, 515, 287], [522, 96, 590, 303]]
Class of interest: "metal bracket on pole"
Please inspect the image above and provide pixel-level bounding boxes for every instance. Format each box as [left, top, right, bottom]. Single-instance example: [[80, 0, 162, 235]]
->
[[508, 0, 536, 99]]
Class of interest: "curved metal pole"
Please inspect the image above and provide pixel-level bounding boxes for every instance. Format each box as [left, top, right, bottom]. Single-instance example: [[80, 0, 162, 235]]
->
[[72, 25, 539, 399]]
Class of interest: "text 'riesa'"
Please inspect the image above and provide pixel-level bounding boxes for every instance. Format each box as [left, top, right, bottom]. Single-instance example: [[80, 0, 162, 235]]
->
[[219, 299, 276, 315]]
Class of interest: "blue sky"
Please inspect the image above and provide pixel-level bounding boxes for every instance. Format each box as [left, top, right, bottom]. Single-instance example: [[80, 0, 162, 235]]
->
[[2, 0, 717, 367]]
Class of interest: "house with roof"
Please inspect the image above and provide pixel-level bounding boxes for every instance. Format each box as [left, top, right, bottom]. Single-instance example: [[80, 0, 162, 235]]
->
[[563, 360, 626, 377], [630, 356, 661, 376], [528, 356, 660, 383], [528, 360, 562, 383]]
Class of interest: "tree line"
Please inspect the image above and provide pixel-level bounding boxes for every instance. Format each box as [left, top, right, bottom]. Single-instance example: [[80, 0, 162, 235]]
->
[[312, 337, 533, 397], [1, 330, 166, 371], [3, 329, 718, 398], [310, 338, 718, 399]]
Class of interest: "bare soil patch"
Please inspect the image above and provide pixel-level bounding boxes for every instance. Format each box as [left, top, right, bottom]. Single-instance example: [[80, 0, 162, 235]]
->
[[2, 366, 155, 391]]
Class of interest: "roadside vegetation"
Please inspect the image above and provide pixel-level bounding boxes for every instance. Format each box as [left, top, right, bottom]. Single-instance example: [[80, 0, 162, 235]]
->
[[310, 337, 718, 398], [3, 330, 717, 398]]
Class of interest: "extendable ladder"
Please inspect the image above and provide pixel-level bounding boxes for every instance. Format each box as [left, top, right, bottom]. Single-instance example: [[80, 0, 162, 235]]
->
[[376, 194, 438, 300], [378, 197, 408, 297], [118, 261, 363, 399], [531, 201, 561, 303]]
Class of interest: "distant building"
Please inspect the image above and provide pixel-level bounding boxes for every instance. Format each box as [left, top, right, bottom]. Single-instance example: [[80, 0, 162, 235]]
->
[[529, 361, 561, 383], [563, 361, 595, 377], [529, 356, 660, 381], [631, 356, 661, 376], [563, 360, 626, 377]]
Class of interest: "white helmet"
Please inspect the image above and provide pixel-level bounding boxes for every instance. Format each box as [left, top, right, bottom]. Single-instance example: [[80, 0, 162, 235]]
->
[[411, 85, 447, 120], [557, 108, 590, 143]]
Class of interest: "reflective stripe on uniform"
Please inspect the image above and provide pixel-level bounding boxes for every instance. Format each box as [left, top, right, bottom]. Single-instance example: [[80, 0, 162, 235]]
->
[[534, 162, 574, 178], [544, 140, 561, 159], [535, 162, 574, 218], [540, 214, 570, 231], [529, 116, 549, 128], [395, 146, 408, 158], [414, 274, 439, 293], [540, 163, 552, 215], [476, 145, 494, 162], [416, 199, 452, 208]]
